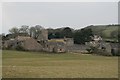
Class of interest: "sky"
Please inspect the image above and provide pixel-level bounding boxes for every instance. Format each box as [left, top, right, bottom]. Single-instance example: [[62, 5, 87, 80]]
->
[[2, 2, 118, 34]]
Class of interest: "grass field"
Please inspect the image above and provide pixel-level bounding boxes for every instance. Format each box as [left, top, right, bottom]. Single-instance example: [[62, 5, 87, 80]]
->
[[2, 50, 118, 78]]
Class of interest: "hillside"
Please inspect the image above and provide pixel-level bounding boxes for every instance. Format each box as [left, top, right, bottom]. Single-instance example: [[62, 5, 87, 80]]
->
[[84, 25, 119, 42]]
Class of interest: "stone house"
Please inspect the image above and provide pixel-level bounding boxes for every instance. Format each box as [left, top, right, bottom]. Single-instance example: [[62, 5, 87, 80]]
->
[[39, 38, 74, 53], [92, 35, 102, 42], [43, 39, 66, 53], [86, 35, 120, 56]]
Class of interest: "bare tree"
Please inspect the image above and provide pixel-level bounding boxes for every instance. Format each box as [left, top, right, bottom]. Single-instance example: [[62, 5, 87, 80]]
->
[[35, 25, 44, 39], [19, 25, 29, 34], [9, 27, 19, 35], [29, 25, 44, 39]]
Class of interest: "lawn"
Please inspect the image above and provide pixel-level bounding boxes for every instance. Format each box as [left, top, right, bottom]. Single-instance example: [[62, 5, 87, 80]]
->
[[2, 50, 118, 78]]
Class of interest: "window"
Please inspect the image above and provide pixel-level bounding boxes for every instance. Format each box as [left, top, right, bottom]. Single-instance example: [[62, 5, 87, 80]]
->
[[60, 48, 62, 51]]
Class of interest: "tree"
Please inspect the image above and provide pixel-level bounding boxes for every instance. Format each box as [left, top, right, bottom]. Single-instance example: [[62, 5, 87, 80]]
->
[[29, 25, 44, 39], [19, 25, 29, 34], [9, 27, 19, 34], [74, 28, 93, 44], [111, 30, 118, 40], [62, 27, 73, 38], [54, 32, 62, 38], [9, 27, 19, 38], [48, 33, 55, 39], [1, 33, 6, 40]]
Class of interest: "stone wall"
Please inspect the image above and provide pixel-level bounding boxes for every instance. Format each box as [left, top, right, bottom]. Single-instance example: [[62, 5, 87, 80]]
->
[[65, 38, 74, 46], [67, 44, 89, 53], [43, 41, 66, 53]]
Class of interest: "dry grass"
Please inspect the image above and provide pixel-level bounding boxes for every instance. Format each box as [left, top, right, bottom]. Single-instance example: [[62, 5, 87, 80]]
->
[[2, 50, 118, 78]]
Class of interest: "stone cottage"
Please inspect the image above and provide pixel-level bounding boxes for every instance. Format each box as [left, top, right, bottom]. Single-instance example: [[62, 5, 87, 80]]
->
[[86, 35, 120, 56], [43, 39, 67, 53], [37, 37, 74, 53]]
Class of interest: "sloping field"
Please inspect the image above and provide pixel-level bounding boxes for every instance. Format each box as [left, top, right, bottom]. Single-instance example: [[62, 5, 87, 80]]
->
[[2, 50, 118, 78], [85, 25, 119, 40]]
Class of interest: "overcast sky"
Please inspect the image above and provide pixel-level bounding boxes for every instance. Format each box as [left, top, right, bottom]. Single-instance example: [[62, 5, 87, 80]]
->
[[2, 2, 118, 34]]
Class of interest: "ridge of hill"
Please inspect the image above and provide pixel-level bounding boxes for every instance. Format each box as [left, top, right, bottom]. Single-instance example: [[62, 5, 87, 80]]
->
[[84, 25, 119, 42]]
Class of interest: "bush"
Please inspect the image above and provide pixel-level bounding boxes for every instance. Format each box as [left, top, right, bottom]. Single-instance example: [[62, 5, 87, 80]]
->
[[86, 48, 92, 53], [5, 45, 13, 50], [86, 46, 98, 53], [15, 45, 25, 51]]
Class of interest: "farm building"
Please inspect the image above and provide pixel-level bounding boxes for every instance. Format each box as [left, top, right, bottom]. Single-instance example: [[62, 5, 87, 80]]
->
[[40, 38, 74, 53], [43, 39, 67, 53], [86, 35, 120, 56]]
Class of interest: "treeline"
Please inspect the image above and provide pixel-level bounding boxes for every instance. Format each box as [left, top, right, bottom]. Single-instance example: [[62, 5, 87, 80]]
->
[[2, 25, 44, 40], [1, 25, 93, 44], [2, 24, 119, 44], [47, 27, 93, 44]]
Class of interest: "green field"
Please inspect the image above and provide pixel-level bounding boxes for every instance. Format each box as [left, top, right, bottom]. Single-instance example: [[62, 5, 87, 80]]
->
[[2, 50, 118, 78]]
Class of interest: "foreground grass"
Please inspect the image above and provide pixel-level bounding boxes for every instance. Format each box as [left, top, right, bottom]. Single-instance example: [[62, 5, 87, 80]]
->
[[2, 50, 118, 78]]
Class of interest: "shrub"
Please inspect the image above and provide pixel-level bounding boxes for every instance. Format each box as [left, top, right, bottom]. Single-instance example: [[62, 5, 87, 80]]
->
[[86, 46, 98, 53], [86, 48, 92, 53], [15, 45, 25, 51]]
